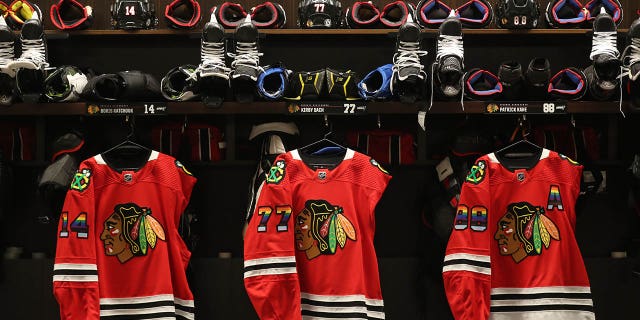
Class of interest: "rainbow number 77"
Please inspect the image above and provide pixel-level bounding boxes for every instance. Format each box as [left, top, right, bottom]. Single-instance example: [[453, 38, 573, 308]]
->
[[257, 206, 292, 232]]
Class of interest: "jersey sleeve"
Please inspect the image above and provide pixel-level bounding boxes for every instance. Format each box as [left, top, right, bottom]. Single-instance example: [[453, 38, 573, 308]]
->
[[366, 157, 392, 211], [174, 160, 197, 215], [53, 164, 100, 320], [443, 158, 492, 320], [243, 156, 301, 320]]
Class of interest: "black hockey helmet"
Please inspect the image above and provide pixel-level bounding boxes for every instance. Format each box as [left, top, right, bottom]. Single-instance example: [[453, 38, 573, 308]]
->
[[496, 0, 540, 29], [298, 0, 343, 28]]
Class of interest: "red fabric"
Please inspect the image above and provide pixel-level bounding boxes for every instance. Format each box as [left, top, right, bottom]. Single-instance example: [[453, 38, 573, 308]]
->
[[184, 123, 224, 162], [151, 122, 225, 162], [0, 123, 35, 160], [151, 122, 184, 159], [531, 125, 600, 161], [244, 150, 391, 319], [443, 150, 594, 319], [345, 129, 416, 165], [53, 152, 196, 319]]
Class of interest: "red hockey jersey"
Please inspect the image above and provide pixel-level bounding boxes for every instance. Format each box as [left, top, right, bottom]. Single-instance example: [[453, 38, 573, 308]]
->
[[53, 151, 196, 320], [244, 149, 391, 320], [443, 149, 595, 320]]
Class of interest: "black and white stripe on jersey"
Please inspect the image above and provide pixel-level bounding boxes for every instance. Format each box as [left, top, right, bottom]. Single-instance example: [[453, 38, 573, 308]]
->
[[99, 294, 194, 320], [490, 287, 595, 317], [300, 292, 385, 320], [53, 263, 98, 282], [243, 256, 297, 278], [442, 253, 491, 275]]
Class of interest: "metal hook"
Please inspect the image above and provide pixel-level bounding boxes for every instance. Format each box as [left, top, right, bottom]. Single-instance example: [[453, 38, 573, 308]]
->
[[570, 114, 576, 128], [125, 115, 135, 140], [182, 115, 188, 133], [324, 114, 329, 127], [377, 114, 381, 129]]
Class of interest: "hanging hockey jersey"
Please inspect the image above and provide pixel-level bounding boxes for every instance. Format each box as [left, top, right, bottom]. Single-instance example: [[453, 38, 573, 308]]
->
[[53, 151, 197, 320], [244, 149, 391, 320], [443, 149, 595, 320]]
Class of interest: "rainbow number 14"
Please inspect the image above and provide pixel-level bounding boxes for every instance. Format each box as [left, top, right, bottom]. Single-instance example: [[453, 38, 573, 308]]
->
[[59, 212, 89, 238]]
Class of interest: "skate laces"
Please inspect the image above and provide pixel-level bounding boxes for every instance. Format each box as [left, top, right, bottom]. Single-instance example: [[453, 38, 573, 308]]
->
[[229, 41, 263, 72], [20, 38, 47, 67], [590, 31, 619, 60], [428, 34, 464, 111], [619, 67, 624, 118], [436, 35, 464, 61], [621, 38, 640, 74], [0, 40, 14, 65], [393, 40, 427, 76], [197, 38, 230, 75]]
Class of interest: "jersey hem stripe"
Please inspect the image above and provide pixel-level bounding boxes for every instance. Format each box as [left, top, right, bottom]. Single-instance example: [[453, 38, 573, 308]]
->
[[490, 304, 595, 312]]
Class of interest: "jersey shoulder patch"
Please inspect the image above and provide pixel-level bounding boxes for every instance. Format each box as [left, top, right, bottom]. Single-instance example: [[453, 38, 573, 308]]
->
[[465, 159, 487, 185], [266, 159, 286, 184], [70, 168, 91, 192]]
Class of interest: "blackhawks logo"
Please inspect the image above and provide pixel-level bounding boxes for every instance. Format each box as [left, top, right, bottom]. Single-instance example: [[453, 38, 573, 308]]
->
[[466, 160, 486, 184], [266, 160, 286, 184], [295, 200, 356, 260], [100, 203, 166, 264], [494, 202, 560, 263], [70, 169, 91, 192]]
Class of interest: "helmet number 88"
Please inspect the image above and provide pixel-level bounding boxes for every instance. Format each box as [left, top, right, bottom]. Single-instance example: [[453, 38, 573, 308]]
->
[[513, 15, 527, 25]]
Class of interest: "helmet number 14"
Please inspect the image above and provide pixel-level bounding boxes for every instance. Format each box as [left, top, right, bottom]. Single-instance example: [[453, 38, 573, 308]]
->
[[125, 5, 136, 16]]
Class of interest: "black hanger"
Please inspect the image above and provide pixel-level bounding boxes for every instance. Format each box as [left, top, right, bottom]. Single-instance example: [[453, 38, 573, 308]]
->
[[101, 115, 152, 172], [495, 139, 542, 159], [298, 115, 347, 154], [494, 116, 543, 170], [298, 115, 347, 169]]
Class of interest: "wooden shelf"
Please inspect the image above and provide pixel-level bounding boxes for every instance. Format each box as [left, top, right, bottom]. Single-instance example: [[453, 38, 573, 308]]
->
[[426, 101, 629, 114], [0, 101, 629, 115], [42, 28, 630, 38]]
